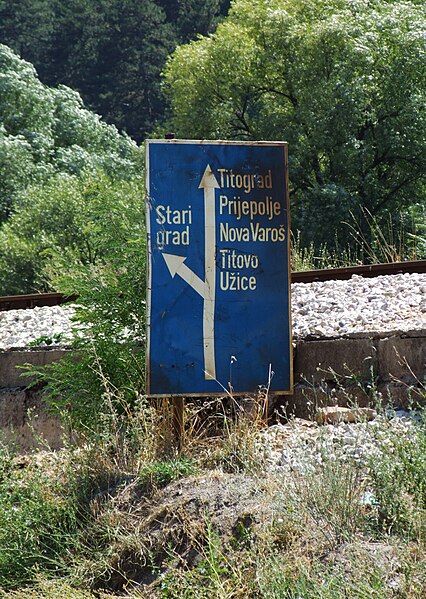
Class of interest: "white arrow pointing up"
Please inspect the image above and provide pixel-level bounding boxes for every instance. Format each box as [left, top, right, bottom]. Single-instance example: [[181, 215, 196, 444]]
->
[[199, 164, 220, 380]]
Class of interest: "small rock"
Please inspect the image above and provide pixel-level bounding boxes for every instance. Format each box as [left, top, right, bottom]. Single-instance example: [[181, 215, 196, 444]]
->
[[315, 406, 377, 425]]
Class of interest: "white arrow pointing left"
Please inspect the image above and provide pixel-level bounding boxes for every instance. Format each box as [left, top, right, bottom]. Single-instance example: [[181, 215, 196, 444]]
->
[[161, 164, 219, 382], [162, 253, 205, 299]]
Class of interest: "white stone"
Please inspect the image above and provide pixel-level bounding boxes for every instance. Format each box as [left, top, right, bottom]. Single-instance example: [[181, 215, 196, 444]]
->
[[0, 273, 425, 349]]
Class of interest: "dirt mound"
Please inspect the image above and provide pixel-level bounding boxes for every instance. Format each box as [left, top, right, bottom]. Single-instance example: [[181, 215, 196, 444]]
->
[[99, 472, 276, 592]]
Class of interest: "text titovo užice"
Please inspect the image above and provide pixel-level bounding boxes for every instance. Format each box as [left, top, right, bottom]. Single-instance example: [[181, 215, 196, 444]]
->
[[155, 167, 284, 292]]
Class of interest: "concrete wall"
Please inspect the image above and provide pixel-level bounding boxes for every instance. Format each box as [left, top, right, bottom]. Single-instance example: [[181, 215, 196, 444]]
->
[[1, 331, 425, 449], [0, 349, 69, 450], [286, 330, 426, 419]]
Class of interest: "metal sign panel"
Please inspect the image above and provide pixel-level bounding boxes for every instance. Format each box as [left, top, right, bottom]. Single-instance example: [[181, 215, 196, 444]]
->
[[146, 140, 292, 396]]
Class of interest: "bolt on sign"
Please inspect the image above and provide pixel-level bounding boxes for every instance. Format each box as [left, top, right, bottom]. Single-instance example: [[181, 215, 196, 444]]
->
[[146, 140, 292, 396]]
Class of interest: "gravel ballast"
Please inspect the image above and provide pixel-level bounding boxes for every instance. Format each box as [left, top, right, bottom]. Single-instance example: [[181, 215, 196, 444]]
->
[[0, 272, 425, 350], [291, 272, 426, 339], [258, 411, 423, 475], [0, 305, 75, 350]]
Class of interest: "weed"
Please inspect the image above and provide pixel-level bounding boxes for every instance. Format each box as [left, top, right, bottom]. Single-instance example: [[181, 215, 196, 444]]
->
[[0, 445, 80, 590], [138, 457, 197, 496], [290, 229, 360, 271], [0, 576, 98, 598], [289, 459, 367, 546], [26, 333, 64, 347], [160, 521, 255, 599], [256, 551, 394, 599], [345, 207, 426, 264], [1, 380, 426, 596], [366, 414, 426, 539], [194, 396, 267, 474]]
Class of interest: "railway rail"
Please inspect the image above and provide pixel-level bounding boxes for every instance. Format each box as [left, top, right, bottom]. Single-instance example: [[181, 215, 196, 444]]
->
[[0, 293, 77, 311], [1, 260, 425, 311], [291, 259, 426, 283]]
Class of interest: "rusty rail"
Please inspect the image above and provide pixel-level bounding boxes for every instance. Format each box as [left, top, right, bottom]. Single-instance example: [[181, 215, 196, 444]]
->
[[291, 259, 426, 283], [0, 260, 425, 311], [0, 293, 77, 311]]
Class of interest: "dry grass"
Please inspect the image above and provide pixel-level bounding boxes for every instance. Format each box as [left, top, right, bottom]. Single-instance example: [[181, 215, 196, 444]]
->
[[1, 390, 426, 598]]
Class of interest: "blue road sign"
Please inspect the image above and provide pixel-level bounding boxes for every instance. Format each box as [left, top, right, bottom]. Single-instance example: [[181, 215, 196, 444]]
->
[[146, 140, 292, 396]]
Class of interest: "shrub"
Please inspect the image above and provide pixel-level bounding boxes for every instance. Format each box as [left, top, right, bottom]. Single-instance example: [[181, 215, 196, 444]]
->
[[0, 446, 79, 589], [24, 172, 147, 432]]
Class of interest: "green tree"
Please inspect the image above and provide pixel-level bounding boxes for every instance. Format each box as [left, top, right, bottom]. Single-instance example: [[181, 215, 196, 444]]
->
[[21, 173, 147, 430], [158, 0, 231, 41], [0, 1, 230, 141], [0, 172, 144, 294], [0, 0, 55, 64], [0, 44, 140, 223], [164, 0, 426, 250], [45, 0, 175, 140]]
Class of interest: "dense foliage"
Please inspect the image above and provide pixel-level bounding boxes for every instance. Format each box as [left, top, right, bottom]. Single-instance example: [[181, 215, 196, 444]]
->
[[0, 44, 144, 293], [0, 0, 230, 141], [0, 44, 140, 221], [24, 172, 147, 430], [164, 0, 426, 250]]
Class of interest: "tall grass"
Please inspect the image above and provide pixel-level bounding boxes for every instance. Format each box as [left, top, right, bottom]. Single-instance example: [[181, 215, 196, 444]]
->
[[2, 389, 425, 597], [291, 207, 426, 271], [290, 230, 359, 271], [346, 207, 426, 264]]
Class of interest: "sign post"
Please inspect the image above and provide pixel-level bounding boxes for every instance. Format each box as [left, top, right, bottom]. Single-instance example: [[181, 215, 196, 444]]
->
[[146, 140, 292, 397]]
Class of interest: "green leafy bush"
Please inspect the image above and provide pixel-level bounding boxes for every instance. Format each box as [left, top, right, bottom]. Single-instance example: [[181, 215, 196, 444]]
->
[[138, 457, 197, 495], [0, 171, 145, 294], [367, 413, 426, 538], [23, 173, 147, 431], [0, 44, 140, 224], [0, 447, 79, 589]]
